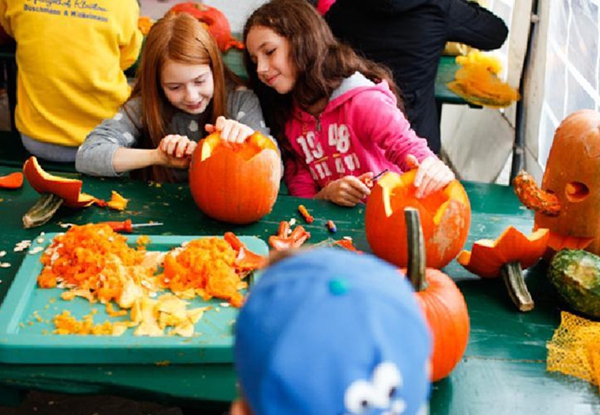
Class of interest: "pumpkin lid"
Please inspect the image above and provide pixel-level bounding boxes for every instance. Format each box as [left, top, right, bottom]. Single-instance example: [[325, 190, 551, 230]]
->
[[457, 226, 549, 278]]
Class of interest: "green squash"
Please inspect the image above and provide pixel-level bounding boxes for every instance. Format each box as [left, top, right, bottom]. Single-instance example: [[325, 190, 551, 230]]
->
[[549, 249, 600, 318]]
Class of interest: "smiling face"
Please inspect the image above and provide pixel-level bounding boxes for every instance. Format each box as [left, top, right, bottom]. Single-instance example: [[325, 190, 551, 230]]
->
[[161, 59, 214, 115], [246, 25, 297, 95]]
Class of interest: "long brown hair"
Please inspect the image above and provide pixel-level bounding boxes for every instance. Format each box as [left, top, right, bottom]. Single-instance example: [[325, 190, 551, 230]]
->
[[128, 12, 237, 182], [242, 0, 400, 142]]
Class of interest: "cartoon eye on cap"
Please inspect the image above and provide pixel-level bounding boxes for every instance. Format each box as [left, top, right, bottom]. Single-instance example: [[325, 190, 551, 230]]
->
[[344, 362, 406, 414]]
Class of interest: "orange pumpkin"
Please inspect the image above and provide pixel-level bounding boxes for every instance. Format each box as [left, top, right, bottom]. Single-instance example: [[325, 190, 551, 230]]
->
[[513, 110, 600, 256], [168, 2, 244, 52], [457, 226, 549, 311], [365, 170, 471, 269], [404, 208, 470, 382], [189, 132, 281, 224], [23, 156, 97, 208]]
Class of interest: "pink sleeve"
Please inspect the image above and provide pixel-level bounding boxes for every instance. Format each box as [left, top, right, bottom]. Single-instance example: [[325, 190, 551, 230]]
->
[[317, 0, 336, 15], [351, 90, 435, 170], [283, 155, 320, 198]]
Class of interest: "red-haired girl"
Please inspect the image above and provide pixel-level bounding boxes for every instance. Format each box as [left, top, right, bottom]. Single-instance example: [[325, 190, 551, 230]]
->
[[77, 12, 272, 182]]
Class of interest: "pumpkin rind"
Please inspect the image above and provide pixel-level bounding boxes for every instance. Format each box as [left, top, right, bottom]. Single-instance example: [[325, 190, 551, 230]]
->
[[23, 156, 96, 208], [189, 132, 281, 225], [366, 170, 471, 269], [549, 249, 600, 318]]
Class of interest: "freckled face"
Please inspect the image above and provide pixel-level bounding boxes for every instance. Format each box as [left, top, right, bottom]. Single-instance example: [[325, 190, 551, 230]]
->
[[161, 59, 214, 115], [246, 26, 297, 94]]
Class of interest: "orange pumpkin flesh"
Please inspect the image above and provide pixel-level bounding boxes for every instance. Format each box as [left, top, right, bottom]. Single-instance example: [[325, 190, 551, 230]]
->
[[189, 132, 281, 225], [0, 172, 24, 189], [404, 208, 470, 382], [366, 170, 471, 269], [23, 156, 97, 208]]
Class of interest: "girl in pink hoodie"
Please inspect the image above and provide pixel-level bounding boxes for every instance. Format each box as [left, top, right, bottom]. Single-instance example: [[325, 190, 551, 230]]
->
[[244, 0, 455, 207]]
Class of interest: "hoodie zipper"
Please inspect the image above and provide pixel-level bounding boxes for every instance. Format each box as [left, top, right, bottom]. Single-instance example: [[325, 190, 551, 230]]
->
[[315, 115, 321, 132]]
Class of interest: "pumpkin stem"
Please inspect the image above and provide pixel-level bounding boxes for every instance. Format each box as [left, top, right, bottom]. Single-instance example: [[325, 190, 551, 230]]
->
[[500, 261, 534, 312], [22, 193, 64, 229], [405, 207, 428, 292]]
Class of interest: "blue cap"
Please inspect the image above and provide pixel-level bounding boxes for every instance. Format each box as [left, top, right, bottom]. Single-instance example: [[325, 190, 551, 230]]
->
[[234, 248, 432, 415]]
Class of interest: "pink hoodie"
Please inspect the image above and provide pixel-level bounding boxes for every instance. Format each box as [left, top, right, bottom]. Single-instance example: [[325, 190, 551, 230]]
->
[[316, 0, 336, 15], [283, 72, 435, 198]]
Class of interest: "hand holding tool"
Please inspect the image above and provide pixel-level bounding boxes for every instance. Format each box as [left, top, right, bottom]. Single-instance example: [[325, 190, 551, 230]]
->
[[362, 169, 389, 187]]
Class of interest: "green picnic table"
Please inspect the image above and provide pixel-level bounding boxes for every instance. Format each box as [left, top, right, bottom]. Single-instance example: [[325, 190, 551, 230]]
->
[[0, 160, 597, 413]]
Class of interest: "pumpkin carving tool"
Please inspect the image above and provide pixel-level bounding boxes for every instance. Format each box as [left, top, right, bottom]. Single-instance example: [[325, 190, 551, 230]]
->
[[98, 219, 163, 233], [362, 169, 389, 187]]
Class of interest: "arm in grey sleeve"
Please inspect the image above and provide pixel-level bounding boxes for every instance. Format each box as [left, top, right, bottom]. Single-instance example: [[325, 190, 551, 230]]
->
[[75, 101, 143, 177], [227, 87, 272, 136]]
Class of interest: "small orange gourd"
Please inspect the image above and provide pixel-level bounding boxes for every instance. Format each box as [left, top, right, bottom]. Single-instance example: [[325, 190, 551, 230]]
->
[[457, 226, 549, 311], [189, 132, 281, 225], [404, 208, 470, 382], [365, 170, 471, 269]]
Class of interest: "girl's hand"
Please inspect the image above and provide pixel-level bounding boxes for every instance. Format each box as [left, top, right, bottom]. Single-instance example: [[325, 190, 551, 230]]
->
[[318, 173, 372, 207], [156, 134, 197, 169], [409, 155, 455, 198], [205, 116, 254, 144]]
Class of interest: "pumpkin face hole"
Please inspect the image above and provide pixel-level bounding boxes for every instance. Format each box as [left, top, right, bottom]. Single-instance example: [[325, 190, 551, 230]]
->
[[565, 181, 589, 202], [384, 182, 450, 222]]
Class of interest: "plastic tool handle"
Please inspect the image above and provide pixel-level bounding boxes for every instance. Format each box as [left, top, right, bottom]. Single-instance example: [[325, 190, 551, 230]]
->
[[103, 219, 133, 233]]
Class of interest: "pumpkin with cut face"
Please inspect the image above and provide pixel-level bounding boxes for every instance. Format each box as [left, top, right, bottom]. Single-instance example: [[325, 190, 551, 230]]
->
[[189, 132, 281, 225], [514, 110, 600, 256], [365, 170, 471, 269]]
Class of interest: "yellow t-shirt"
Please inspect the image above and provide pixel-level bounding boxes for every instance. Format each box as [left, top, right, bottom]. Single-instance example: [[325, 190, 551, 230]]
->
[[0, 0, 143, 147]]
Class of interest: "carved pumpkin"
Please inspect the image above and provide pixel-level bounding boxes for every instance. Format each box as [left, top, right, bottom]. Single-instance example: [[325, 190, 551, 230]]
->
[[404, 208, 470, 382], [513, 110, 600, 256], [168, 2, 244, 52], [189, 132, 281, 225], [365, 170, 471, 269], [23, 156, 97, 208], [457, 226, 549, 311]]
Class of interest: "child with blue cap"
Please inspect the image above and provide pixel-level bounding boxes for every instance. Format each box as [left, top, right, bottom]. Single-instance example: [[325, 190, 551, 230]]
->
[[231, 248, 432, 415]]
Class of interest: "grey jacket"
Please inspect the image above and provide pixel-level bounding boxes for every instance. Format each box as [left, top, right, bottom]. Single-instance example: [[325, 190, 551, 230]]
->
[[75, 85, 271, 181]]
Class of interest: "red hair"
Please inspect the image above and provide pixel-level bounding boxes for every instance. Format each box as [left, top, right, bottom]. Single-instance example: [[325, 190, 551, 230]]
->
[[128, 12, 239, 182]]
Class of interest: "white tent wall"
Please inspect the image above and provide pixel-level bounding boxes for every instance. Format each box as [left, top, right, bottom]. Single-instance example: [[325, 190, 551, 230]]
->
[[521, 0, 549, 184]]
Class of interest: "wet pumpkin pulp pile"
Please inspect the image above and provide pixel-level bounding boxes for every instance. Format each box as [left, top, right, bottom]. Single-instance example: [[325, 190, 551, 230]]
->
[[36, 223, 255, 337]]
